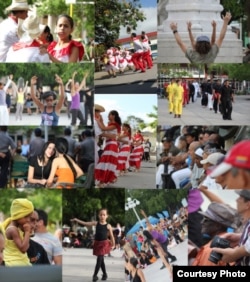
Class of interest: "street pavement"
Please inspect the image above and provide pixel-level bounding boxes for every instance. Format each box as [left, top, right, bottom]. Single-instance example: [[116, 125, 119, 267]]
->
[[62, 240, 188, 282], [104, 155, 156, 189], [158, 94, 250, 125], [94, 64, 157, 94], [63, 247, 125, 282]]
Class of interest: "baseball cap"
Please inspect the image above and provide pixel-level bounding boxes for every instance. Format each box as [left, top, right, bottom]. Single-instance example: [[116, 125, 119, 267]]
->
[[196, 35, 210, 42], [195, 147, 204, 158], [200, 152, 225, 165], [235, 190, 250, 201], [210, 140, 250, 178], [199, 202, 238, 228]]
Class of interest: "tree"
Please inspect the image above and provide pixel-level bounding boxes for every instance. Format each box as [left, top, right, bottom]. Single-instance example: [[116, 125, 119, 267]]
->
[[95, 0, 146, 48], [147, 105, 158, 131], [124, 115, 146, 131]]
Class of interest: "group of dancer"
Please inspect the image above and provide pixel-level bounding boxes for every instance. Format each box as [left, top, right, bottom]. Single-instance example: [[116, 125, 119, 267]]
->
[[100, 31, 153, 78], [0, 0, 84, 63], [0, 71, 93, 126], [94, 105, 146, 188]]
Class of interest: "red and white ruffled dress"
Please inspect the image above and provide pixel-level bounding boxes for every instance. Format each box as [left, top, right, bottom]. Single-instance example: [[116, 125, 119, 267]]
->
[[47, 40, 84, 62], [117, 134, 131, 172], [95, 122, 121, 184], [129, 138, 144, 170]]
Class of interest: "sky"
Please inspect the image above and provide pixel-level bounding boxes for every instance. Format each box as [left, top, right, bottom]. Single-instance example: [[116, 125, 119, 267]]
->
[[119, 0, 157, 38], [95, 94, 157, 126]]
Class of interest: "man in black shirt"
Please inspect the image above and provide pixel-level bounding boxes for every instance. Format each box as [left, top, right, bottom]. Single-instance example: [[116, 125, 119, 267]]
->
[[212, 79, 222, 114], [219, 80, 234, 120]]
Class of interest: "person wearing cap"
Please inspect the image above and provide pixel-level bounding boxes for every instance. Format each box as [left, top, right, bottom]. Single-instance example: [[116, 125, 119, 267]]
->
[[210, 140, 250, 189], [30, 74, 65, 126], [5, 14, 51, 63], [169, 12, 232, 63], [0, 0, 29, 62], [218, 79, 234, 120], [1, 198, 34, 266], [191, 202, 240, 266], [198, 152, 225, 190], [212, 190, 250, 266]]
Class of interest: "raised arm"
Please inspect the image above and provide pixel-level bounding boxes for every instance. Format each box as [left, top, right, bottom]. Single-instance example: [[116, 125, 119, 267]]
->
[[30, 76, 44, 111], [79, 72, 88, 91], [216, 12, 232, 48], [211, 20, 216, 45], [187, 21, 196, 50], [70, 218, 97, 227], [140, 209, 153, 230], [55, 74, 65, 113], [3, 74, 13, 92], [71, 71, 77, 97], [170, 22, 187, 54]]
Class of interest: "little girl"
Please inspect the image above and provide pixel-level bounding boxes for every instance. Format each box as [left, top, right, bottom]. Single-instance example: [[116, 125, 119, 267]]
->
[[71, 208, 115, 281], [46, 14, 84, 63], [1, 198, 34, 266]]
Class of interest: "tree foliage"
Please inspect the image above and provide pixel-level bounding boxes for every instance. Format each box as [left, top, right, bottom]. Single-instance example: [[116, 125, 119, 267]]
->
[[95, 0, 146, 48], [124, 189, 188, 230], [0, 63, 94, 89], [0, 189, 62, 231], [62, 189, 125, 227]]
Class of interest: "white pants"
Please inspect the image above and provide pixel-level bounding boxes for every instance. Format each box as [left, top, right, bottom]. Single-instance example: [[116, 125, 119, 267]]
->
[[171, 167, 192, 189], [207, 93, 213, 109], [0, 105, 9, 125], [156, 164, 164, 188]]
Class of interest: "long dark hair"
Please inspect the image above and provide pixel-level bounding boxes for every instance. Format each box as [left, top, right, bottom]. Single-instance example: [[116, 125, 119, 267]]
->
[[109, 110, 122, 126], [38, 141, 55, 164], [55, 137, 77, 179]]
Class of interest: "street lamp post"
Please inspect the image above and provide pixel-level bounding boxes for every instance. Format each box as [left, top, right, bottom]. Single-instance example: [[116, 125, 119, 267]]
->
[[125, 197, 143, 227]]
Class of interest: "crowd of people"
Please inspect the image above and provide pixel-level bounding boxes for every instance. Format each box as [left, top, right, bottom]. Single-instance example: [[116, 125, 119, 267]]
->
[[94, 104, 152, 188], [0, 0, 85, 63], [0, 126, 95, 189], [0, 72, 94, 126], [99, 31, 153, 78], [124, 207, 187, 281], [156, 125, 250, 189], [161, 77, 235, 120]]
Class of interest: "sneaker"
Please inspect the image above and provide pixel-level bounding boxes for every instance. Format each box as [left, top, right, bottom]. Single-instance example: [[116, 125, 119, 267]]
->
[[92, 276, 98, 281], [101, 274, 108, 280]]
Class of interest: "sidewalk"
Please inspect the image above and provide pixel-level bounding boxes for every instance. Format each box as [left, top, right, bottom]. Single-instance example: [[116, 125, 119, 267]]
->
[[95, 64, 157, 94], [106, 155, 156, 189], [63, 248, 125, 282], [158, 94, 250, 125]]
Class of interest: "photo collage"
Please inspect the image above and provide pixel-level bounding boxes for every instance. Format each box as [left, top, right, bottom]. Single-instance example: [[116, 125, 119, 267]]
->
[[0, 0, 250, 281]]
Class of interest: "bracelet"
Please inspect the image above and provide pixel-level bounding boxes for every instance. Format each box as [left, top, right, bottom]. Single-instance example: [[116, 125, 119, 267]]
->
[[173, 30, 178, 34]]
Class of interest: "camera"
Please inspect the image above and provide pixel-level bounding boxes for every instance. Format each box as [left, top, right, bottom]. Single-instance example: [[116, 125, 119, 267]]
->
[[208, 235, 230, 264]]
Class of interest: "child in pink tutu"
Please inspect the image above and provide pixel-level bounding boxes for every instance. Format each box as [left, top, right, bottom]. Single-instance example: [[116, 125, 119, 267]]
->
[[71, 208, 115, 281]]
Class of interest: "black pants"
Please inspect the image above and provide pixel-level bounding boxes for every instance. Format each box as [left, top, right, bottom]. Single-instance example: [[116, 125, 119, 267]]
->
[[70, 109, 85, 125], [221, 100, 232, 120], [0, 152, 10, 188], [213, 98, 218, 113], [85, 104, 94, 126], [160, 240, 176, 263]]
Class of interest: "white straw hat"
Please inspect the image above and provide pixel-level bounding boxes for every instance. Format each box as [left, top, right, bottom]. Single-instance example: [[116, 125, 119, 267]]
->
[[17, 15, 46, 40], [6, 0, 30, 11]]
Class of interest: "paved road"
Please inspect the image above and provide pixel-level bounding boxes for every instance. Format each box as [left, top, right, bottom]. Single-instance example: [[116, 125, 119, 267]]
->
[[104, 156, 156, 189], [94, 64, 157, 94], [63, 248, 124, 282], [62, 240, 188, 282], [158, 94, 250, 125]]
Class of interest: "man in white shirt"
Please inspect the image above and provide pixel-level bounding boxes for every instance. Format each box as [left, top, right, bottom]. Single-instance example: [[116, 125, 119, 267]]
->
[[0, 0, 30, 62]]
